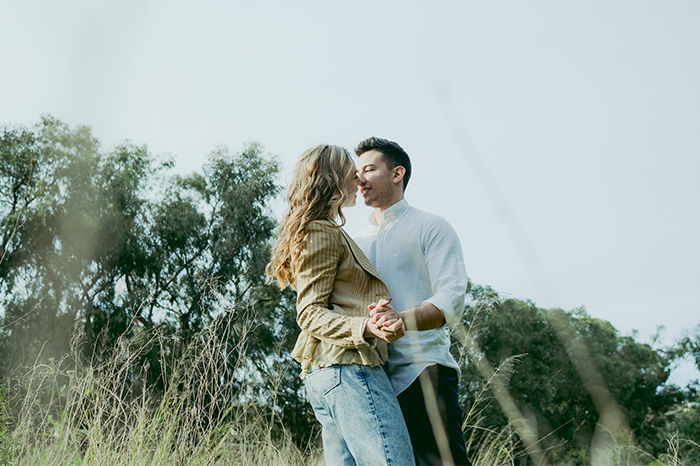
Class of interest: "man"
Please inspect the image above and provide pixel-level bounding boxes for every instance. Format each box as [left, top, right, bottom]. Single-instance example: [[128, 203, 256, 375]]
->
[[353, 137, 472, 466]]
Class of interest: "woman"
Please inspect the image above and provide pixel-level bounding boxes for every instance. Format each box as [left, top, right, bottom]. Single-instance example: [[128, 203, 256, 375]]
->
[[266, 145, 413, 465]]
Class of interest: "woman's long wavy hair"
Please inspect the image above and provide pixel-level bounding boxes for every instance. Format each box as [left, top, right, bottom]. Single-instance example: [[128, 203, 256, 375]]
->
[[266, 144, 357, 289]]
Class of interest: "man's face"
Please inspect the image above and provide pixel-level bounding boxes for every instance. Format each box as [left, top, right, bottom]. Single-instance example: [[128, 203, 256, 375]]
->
[[356, 149, 399, 209]]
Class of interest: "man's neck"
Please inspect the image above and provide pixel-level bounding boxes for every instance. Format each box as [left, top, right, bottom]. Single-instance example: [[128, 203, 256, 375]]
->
[[369, 198, 404, 225]]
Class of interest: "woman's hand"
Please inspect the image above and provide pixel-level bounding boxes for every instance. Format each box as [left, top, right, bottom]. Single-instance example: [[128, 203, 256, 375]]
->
[[364, 318, 405, 343], [363, 299, 405, 342]]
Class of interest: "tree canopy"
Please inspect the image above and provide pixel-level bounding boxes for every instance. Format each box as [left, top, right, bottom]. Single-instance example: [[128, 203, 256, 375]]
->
[[0, 117, 310, 439], [458, 285, 700, 464]]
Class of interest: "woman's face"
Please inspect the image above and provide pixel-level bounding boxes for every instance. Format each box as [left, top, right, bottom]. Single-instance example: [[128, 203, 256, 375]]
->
[[341, 171, 358, 208]]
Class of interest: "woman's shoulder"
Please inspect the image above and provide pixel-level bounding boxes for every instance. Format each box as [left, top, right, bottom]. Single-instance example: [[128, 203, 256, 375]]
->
[[305, 219, 341, 234], [302, 220, 346, 251]]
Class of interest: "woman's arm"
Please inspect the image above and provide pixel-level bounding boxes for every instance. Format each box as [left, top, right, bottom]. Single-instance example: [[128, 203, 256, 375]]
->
[[294, 222, 371, 349]]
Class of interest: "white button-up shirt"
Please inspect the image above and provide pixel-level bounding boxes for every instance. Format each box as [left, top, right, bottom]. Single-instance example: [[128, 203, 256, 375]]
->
[[354, 199, 468, 394]]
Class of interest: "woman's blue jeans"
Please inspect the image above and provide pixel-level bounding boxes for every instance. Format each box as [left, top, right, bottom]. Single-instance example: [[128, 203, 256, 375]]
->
[[304, 364, 414, 466]]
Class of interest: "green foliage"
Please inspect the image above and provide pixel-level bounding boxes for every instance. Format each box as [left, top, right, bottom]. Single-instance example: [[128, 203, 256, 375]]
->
[[0, 116, 313, 451], [675, 325, 700, 372], [0, 384, 18, 466], [457, 284, 695, 464], [1, 319, 319, 466]]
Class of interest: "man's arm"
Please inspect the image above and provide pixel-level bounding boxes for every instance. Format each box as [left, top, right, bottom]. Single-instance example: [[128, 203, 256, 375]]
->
[[371, 216, 467, 330], [400, 302, 445, 330], [370, 301, 444, 331], [419, 216, 468, 328]]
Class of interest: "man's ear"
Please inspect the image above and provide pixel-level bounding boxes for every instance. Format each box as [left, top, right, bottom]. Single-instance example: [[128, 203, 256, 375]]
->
[[392, 166, 406, 186]]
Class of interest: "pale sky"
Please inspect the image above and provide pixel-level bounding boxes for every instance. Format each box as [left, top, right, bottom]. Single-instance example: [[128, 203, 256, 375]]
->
[[2, 1, 698, 384]]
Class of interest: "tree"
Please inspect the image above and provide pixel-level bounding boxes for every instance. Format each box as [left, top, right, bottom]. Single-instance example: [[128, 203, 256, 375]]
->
[[0, 115, 129, 367], [660, 326, 700, 462], [458, 285, 682, 463], [0, 118, 313, 443], [676, 325, 700, 372]]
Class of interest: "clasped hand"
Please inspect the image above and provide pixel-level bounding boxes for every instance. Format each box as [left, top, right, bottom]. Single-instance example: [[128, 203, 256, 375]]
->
[[364, 299, 405, 343]]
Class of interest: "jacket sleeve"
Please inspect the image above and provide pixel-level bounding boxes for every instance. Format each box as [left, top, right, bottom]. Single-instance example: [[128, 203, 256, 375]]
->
[[294, 222, 371, 349]]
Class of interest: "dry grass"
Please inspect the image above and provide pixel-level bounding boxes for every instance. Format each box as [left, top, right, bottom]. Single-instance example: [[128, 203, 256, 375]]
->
[[1, 302, 698, 466], [1, 313, 321, 466]]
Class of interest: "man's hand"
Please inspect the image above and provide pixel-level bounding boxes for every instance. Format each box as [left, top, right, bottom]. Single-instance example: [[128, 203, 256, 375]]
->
[[371, 299, 446, 332], [363, 299, 405, 343], [369, 299, 401, 326]]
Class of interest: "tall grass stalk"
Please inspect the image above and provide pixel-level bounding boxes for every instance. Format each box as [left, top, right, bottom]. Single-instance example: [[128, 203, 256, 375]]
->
[[2, 310, 320, 466]]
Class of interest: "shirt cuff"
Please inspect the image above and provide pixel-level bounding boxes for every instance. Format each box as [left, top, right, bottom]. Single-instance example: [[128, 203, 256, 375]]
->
[[353, 317, 372, 349], [423, 297, 458, 328]]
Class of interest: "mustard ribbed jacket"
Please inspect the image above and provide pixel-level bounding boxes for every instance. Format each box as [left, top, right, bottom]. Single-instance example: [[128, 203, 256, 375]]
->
[[289, 220, 390, 377]]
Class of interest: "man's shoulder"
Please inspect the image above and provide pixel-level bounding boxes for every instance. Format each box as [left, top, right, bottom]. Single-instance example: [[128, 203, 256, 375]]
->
[[405, 205, 454, 230], [354, 222, 377, 236], [406, 204, 440, 219], [352, 224, 377, 251]]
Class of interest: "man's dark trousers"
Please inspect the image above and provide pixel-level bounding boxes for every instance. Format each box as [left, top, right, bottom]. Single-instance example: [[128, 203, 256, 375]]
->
[[396, 364, 472, 466]]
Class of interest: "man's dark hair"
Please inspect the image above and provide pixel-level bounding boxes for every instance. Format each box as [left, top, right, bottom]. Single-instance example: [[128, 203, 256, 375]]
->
[[355, 137, 412, 192]]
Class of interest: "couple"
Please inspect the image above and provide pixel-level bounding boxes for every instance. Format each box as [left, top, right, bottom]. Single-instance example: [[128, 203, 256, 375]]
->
[[266, 138, 471, 466]]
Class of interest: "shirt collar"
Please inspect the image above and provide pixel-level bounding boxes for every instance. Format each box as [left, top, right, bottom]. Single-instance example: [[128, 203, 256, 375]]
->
[[370, 199, 409, 225]]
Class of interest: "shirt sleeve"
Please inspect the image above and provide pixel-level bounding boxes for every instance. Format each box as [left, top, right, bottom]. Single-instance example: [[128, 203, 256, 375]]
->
[[421, 216, 468, 328], [293, 222, 371, 349]]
